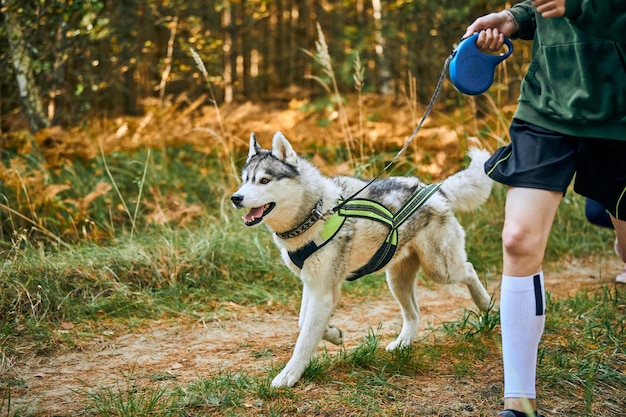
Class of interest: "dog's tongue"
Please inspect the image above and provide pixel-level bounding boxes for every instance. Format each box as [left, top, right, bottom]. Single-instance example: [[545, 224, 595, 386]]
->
[[244, 206, 264, 222]]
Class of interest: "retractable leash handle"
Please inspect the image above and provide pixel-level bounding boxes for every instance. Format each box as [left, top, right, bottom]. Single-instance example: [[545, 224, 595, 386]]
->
[[449, 33, 513, 95]]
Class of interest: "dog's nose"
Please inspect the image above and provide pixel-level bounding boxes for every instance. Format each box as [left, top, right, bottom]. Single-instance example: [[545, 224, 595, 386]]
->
[[231, 194, 244, 207]]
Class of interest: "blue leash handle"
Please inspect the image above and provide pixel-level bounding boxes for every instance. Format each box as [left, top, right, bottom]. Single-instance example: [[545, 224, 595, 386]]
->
[[449, 33, 513, 95]]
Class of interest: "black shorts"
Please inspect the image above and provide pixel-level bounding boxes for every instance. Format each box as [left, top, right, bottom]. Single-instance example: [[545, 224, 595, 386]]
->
[[485, 119, 626, 219]]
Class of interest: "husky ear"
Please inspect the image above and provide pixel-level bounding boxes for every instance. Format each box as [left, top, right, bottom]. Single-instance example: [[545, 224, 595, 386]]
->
[[247, 132, 263, 161], [271, 131, 298, 166]]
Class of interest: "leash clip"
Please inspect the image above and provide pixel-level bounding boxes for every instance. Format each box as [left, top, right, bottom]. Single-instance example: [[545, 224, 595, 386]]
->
[[313, 206, 326, 221], [313, 196, 327, 221]]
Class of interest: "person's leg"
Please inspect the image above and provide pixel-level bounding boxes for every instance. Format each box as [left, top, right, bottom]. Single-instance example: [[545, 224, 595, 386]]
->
[[502, 188, 563, 276], [610, 216, 626, 284], [485, 120, 577, 415], [500, 187, 562, 414], [611, 216, 626, 262], [585, 198, 613, 229], [584, 199, 625, 282], [573, 137, 626, 285]]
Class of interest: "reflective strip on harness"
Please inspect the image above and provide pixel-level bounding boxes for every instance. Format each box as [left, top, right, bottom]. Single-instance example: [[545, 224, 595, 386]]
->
[[287, 182, 441, 281]]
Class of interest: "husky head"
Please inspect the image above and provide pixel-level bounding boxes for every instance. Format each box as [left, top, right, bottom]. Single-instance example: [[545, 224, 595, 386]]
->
[[231, 131, 301, 227]]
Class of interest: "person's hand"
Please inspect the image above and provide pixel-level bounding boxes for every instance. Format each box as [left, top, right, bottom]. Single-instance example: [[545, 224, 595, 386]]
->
[[533, 0, 566, 18], [462, 11, 516, 51], [473, 29, 507, 52]]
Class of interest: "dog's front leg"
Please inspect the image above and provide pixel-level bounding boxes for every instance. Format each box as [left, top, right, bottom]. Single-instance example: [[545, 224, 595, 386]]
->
[[299, 284, 310, 329], [271, 281, 336, 388], [300, 285, 343, 346]]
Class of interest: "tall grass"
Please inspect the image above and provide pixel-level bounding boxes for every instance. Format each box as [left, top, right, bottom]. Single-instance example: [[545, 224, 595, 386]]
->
[[303, 23, 355, 149], [0, 143, 233, 245], [81, 369, 171, 417]]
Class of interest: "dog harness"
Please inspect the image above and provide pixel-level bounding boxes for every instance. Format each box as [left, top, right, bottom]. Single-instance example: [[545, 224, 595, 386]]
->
[[284, 182, 442, 281]]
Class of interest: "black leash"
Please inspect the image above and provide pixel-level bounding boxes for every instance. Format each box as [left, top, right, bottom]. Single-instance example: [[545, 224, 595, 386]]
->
[[330, 53, 453, 215]]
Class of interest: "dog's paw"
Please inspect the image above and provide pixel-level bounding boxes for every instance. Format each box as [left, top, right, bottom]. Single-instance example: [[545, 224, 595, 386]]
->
[[322, 325, 343, 345], [270, 369, 301, 388], [385, 338, 411, 352], [385, 340, 401, 352]]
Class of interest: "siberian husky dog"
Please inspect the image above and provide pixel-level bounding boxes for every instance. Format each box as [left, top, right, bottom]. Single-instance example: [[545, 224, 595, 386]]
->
[[231, 131, 492, 388]]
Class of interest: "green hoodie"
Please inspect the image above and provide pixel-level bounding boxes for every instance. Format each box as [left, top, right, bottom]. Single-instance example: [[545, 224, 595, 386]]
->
[[508, 0, 626, 140]]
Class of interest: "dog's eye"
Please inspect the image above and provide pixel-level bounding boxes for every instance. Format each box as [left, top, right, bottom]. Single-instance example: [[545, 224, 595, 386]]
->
[[259, 177, 271, 185]]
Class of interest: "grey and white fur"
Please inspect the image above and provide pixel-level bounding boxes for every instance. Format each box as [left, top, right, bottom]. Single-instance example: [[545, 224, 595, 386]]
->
[[231, 131, 493, 388]]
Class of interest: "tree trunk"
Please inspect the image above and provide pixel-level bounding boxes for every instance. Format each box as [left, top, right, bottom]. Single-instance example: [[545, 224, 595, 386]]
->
[[117, 0, 142, 115], [5, 1, 50, 132], [372, 0, 394, 95], [240, 0, 254, 97], [222, 0, 234, 103]]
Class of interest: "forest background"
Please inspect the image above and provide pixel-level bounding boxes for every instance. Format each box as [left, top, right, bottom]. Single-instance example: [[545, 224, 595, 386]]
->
[[1, 0, 525, 130]]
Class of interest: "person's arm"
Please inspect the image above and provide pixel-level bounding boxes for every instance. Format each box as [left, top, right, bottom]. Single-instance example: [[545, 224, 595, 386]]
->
[[462, 1, 536, 50], [507, 0, 536, 40]]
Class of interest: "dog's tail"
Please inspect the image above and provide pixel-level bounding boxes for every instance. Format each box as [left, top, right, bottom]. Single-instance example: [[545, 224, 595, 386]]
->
[[440, 148, 493, 212]]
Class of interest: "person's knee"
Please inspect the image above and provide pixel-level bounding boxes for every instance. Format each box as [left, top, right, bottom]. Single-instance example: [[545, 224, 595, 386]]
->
[[502, 223, 540, 259]]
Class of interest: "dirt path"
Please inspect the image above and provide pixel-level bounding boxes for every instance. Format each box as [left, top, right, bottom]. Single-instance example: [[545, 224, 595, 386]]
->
[[5, 256, 621, 416]]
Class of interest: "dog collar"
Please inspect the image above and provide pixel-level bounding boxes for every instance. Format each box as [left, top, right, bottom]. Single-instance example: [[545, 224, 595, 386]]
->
[[275, 196, 325, 240]]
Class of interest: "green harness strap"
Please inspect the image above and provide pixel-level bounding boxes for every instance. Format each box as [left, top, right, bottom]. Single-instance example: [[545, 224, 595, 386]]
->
[[287, 182, 441, 281]]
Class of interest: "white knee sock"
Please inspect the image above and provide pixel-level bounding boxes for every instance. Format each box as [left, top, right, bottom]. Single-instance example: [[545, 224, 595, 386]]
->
[[500, 273, 546, 400]]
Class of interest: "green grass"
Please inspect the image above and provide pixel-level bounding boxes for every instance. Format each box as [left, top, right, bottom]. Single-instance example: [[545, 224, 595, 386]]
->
[[0, 221, 299, 348], [539, 287, 626, 415], [82, 377, 170, 417]]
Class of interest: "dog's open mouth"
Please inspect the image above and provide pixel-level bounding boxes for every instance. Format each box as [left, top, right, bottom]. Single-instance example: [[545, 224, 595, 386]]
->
[[243, 203, 275, 226]]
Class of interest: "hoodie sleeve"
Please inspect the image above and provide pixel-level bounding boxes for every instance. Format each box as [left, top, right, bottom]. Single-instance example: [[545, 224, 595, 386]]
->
[[564, 0, 626, 43], [508, 0, 536, 41]]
